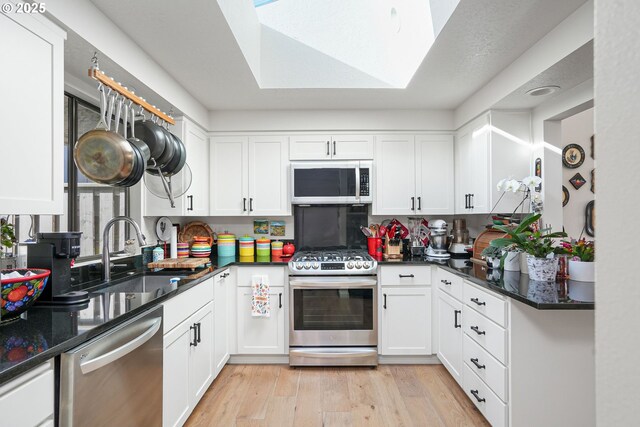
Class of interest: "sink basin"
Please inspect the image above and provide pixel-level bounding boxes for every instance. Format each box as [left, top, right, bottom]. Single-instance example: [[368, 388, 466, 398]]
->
[[98, 275, 187, 294]]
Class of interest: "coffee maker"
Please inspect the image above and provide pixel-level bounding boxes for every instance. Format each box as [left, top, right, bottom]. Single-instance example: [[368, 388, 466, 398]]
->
[[27, 232, 89, 305], [426, 220, 450, 259], [448, 218, 472, 258]]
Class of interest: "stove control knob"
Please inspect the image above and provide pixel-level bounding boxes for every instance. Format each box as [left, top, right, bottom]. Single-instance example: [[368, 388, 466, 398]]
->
[[346, 261, 354, 269], [362, 261, 371, 269], [312, 262, 320, 269], [304, 262, 311, 270], [295, 262, 304, 270], [355, 261, 363, 269]]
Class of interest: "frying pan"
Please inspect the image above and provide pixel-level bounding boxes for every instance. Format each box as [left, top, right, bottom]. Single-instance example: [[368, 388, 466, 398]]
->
[[125, 101, 151, 165], [134, 109, 167, 166], [74, 88, 136, 185], [154, 122, 176, 168], [168, 132, 187, 175], [159, 132, 185, 176]]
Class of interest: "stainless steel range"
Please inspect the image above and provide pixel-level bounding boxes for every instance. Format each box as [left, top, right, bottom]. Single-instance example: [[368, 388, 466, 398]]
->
[[288, 249, 378, 366]]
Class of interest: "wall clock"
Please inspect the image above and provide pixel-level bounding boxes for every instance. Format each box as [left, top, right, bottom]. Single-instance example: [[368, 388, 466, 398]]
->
[[562, 143, 585, 168]]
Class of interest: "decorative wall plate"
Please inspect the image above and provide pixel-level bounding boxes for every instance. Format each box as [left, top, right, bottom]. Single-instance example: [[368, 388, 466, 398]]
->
[[569, 173, 586, 190], [590, 135, 595, 159], [563, 143, 585, 168], [585, 200, 595, 237], [535, 157, 542, 191], [562, 186, 570, 207], [590, 169, 595, 193]]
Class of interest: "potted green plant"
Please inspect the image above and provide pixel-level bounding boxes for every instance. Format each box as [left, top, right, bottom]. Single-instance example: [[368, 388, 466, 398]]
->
[[489, 213, 567, 281], [481, 245, 502, 269], [560, 238, 595, 282], [0, 218, 16, 258]]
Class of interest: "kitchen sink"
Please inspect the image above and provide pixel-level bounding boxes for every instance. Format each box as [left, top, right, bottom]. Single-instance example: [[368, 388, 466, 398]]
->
[[97, 275, 188, 295]]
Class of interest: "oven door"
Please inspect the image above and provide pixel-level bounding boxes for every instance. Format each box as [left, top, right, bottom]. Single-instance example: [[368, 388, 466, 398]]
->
[[291, 161, 371, 204], [289, 277, 377, 346]]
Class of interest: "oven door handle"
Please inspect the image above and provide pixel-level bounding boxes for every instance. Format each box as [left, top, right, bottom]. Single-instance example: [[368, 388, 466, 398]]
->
[[289, 281, 377, 289]]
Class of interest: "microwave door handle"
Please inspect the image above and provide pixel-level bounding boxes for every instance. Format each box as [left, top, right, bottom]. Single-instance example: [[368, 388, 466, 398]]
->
[[355, 166, 360, 201]]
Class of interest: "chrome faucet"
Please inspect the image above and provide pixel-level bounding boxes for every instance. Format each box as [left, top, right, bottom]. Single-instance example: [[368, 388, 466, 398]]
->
[[102, 216, 146, 282]]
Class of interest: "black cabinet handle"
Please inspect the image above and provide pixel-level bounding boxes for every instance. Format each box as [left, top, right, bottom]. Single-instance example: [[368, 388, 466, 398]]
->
[[383, 293, 387, 309], [243, 197, 247, 212], [279, 293, 283, 309], [470, 358, 486, 369], [464, 194, 469, 209], [399, 274, 415, 278], [249, 198, 253, 212], [333, 141, 336, 156], [196, 322, 201, 343], [411, 196, 415, 211], [454, 310, 461, 328], [470, 194, 474, 209], [190, 324, 198, 347], [222, 272, 229, 278], [417, 196, 421, 210], [470, 297, 486, 306], [187, 195, 193, 211], [470, 390, 486, 403], [326, 141, 330, 156], [440, 279, 451, 285], [470, 326, 486, 335]]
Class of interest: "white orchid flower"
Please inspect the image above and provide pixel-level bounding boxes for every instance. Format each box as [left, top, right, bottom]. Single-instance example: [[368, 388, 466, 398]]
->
[[531, 191, 542, 202], [522, 175, 542, 189], [497, 178, 507, 191], [505, 179, 521, 193]]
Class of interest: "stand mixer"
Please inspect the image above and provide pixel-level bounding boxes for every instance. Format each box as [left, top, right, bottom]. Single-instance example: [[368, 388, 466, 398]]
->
[[426, 220, 450, 259]]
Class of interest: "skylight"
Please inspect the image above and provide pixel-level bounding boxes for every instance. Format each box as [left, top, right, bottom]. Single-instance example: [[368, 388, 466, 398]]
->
[[217, 0, 460, 89]]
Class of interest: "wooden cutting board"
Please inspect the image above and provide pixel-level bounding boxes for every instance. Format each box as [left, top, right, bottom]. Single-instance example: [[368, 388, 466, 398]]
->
[[147, 257, 209, 270]]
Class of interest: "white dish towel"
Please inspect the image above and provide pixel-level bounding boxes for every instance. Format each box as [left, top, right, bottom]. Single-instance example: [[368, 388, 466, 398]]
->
[[251, 274, 270, 317]]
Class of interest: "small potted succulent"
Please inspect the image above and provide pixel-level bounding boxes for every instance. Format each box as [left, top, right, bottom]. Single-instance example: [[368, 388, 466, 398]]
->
[[481, 245, 502, 269], [489, 213, 567, 281], [560, 238, 595, 282]]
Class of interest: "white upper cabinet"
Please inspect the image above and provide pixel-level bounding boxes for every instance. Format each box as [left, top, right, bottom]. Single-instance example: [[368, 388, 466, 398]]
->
[[0, 13, 65, 214], [210, 136, 290, 216], [145, 117, 209, 216], [455, 111, 532, 214], [290, 134, 373, 160], [373, 134, 454, 216]]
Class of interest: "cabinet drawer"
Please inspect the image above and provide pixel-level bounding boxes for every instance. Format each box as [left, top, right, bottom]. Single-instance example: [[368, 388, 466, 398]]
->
[[464, 282, 507, 327], [237, 266, 286, 287], [437, 268, 463, 301], [463, 364, 507, 427], [380, 265, 431, 286], [0, 361, 54, 427], [463, 334, 508, 402], [163, 278, 214, 334], [463, 306, 507, 364]]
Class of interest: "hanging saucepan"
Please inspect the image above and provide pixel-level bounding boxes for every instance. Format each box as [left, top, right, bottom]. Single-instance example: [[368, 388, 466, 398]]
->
[[134, 108, 167, 167], [125, 101, 151, 165], [74, 88, 136, 185], [154, 119, 176, 169]]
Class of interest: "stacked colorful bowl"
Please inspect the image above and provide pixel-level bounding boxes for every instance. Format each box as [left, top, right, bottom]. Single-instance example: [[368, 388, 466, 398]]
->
[[217, 233, 236, 257], [271, 241, 283, 258], [256, 238, 271, 258], [239, 235, 255, 257], [177, 242, 190, 258]]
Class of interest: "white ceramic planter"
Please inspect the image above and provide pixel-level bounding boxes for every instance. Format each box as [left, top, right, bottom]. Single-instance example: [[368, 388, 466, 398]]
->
[[526, 255, 558, 281], [520, 253, 529, 274], [503, 251, 521, 272], [568, 260, 595, 282]]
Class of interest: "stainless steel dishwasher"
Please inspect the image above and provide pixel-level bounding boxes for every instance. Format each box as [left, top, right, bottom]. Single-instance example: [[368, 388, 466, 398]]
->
[[60, 305, 163, 427]]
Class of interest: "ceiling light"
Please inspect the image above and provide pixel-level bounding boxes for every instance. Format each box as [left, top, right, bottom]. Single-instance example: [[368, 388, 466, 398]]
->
[[526, 85, 560, 97]]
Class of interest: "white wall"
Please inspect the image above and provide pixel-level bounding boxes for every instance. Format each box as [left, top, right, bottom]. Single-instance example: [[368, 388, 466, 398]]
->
[[594, 1, 640, 424], [209, 109, 454, 132], [561, 108, 594, 239]]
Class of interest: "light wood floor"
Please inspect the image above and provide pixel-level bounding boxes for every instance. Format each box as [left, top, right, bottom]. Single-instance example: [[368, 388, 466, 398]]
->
[[185, 364, 490, 427]]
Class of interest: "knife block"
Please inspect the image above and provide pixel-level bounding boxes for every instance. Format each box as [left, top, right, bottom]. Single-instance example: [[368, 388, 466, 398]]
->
[[383, 238, 403, 260]]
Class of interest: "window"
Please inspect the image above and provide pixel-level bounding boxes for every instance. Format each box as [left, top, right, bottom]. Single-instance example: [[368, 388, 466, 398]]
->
[[3, 93, 129, 260]]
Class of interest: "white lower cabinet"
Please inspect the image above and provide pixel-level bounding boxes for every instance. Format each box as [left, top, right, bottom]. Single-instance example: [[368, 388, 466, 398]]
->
[[463, 363, 507, 427], [236, 286, 286, 354], [213, 270, 232, 377], [379, 265, 432, 356], [163, 279, 215, 427], [0, 360, 54, 426], [436, 289, 463, 383], [380, 287, 432, 355]]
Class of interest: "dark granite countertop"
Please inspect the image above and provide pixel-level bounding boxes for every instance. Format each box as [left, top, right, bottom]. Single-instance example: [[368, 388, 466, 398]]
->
[[380, 257, 595, 310]]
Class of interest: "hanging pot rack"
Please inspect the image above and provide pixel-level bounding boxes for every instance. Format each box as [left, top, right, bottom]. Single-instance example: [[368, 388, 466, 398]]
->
[[88, 65, 175, 126]]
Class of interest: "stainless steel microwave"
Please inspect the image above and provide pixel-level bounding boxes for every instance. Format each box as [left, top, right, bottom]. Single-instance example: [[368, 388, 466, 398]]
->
[[290, 161, 373, 204]]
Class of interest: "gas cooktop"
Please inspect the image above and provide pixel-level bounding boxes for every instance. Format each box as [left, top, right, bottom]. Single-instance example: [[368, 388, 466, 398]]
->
[[288, 249, 377, 275]]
